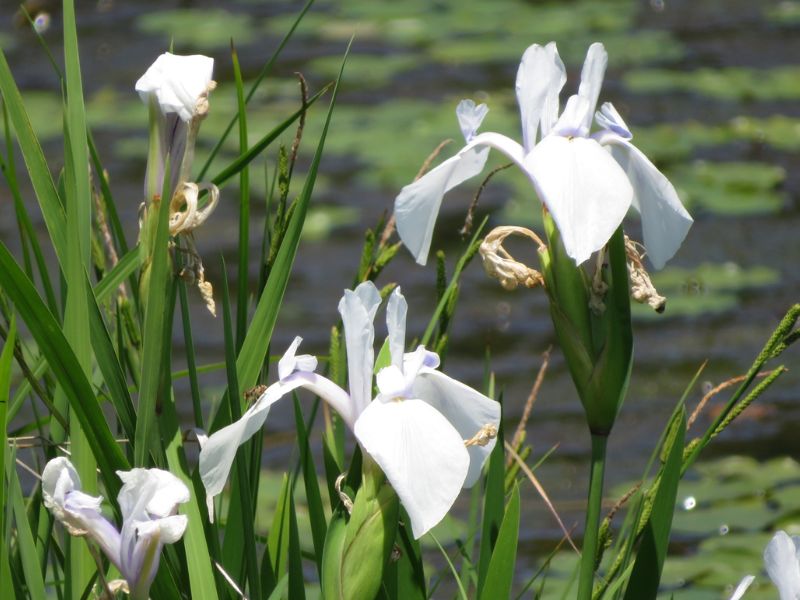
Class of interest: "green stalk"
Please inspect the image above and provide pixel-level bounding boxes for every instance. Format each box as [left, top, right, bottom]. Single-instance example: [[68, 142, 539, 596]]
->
[[578, 433, 608, 600]]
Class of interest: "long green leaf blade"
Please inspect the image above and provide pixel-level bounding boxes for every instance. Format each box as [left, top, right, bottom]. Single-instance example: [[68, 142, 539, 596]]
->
[[623, 407, 686, 599], [479, 484, 520, 600]]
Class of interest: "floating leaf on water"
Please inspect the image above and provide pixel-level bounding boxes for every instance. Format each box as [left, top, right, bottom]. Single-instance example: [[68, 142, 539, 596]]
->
[[136, 9, 260, 49], [624, 66, 800, 101], [669, 160, 786, 216]]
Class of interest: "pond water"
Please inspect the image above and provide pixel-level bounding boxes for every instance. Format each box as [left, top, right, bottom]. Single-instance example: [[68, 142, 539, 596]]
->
[[2, 0, 799, 595]]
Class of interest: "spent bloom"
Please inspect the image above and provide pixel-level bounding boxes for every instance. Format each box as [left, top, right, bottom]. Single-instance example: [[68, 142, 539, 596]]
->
[[395, 41, 692, 269], [200, 282, 501, 538], [42, 457, 189, 599]]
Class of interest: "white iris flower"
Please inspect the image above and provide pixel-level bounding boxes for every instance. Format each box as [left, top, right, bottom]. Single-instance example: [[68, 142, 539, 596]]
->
[[764, 530, 800, 599], [42, 457, 190, 599], [395, 41, 692, 269], [199, 282, 501, 539], [135, 52, 214, 123]]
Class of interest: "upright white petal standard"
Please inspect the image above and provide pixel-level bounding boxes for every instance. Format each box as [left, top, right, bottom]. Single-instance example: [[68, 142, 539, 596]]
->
[[136, 52, 214, 122], [386, 288, 407, 370], [411, 369, 500, 487], [456, 99, 489, 142], [575, 43, 608, 136], [764, 531, 800, 600], [515, 42, 566, 149], [339, 282, 382, 414], [526, 136, 633, 265], [354, 398, 470, 539]]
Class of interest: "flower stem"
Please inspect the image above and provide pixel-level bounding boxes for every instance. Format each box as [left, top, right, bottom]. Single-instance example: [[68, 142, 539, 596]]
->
[[577, 433, 608, 600]]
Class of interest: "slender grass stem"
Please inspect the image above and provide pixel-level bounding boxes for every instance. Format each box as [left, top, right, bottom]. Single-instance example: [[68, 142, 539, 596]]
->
[[578, 433, 608, 600]]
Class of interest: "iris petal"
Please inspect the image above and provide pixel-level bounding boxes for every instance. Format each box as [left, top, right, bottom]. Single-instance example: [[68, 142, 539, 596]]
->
[[526, 136, 633, 265], [354, 398, 469, 539]]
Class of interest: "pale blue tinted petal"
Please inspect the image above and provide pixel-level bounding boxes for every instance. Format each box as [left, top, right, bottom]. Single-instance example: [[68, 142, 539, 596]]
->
[[550, 94, 592, 137], [526, 135, 633, 265], [386, 288, 407, 369], [728, 574, 755, 600], [395, 146, 490, 265], [605, 138, 692, 269], [764, 531, 800, 600], [339, 282, 381, 414], [411, 369, 501, 487], [516, 42, 566, 149], [456, 99, 489, 142], [595, 102, 632, 139], [278, 336, 317, 380], [354, 398, 469, 539], [42, 458, 122, 570], [576, 43, 608, 134]]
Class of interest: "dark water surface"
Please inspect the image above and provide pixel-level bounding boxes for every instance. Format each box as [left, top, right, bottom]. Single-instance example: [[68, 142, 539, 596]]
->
[[2, 0, 799, 586]]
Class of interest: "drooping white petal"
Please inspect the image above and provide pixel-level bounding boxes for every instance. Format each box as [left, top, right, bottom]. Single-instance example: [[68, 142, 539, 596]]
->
[[516, 42, 566, 149], [354, 398, 470, 539], [339, 282, 382, 415], [386, 288, 407, 369], [456, 99, 489, 142], [604, 138, 692, 269], [728, 574, 755, 600], [136, 53, 214, 122], [394, 147, 490, 265], [412, 369, 501, 487], [526, 135, 633, 265], [394, 131, 524, 266], [576, 43, 608, 135], [199, 377, 308, 510], [764, 531, 800, 600]]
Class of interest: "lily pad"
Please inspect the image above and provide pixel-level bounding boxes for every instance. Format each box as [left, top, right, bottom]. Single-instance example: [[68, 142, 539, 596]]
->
[[624, 66, 800, 102], [136, 9, 261, 49], [668, 161, 786, 216], [633, 262, 780, 320]]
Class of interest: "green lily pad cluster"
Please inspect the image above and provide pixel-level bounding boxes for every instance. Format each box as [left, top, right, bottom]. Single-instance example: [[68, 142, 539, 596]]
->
[[668, 161, 786, 216], [136, 9, 262, 49], [633, 262, 780, 320], [624, 65, 800, 102]]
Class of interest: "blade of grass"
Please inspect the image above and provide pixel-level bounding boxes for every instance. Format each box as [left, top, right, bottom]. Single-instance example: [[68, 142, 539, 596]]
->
[[0, 242, 129, 493], [477, 412, 505, 596], [134, 160, 174, 466], [479, 484, 520, 600], [62, 1, 97, 588], [219, 257, 261, 599], [0, 317, 14, 600], [197, 0, 316, 180], [0, 48, 66, 256], [420, 216, 487, 346], [231, 42, 350, 411], [93, 246, 140, 304], [231, 43, 250, 351], [10, 446, 48, 600], [622, 407, 686, 599], [210, 87, 328, 190], [293, 397, 327, 574], [0, 110, 58, 314]]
